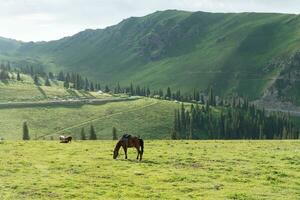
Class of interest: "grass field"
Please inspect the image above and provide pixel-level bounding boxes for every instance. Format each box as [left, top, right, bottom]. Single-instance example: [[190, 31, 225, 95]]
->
[[0, 98, 179, 140], [0, 140, 299, 200], [0, 73, 108, 102]]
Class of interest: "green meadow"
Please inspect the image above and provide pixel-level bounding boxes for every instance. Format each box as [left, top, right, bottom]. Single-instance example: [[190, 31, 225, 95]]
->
[[0, 140, 299, 200], [0, 98, 178, 140], [0, 73, 109, 102]]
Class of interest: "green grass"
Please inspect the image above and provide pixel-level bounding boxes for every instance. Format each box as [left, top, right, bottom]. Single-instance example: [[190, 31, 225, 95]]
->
[[0, 73, 109, 102], [0, 140, 299, 199], [0, 98, 180, 140], [0, 76, 180, 140]]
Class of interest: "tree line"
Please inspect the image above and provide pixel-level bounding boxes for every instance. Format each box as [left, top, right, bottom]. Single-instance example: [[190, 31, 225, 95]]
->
[[172, 94, 300, 140], [1, 61, 213, 102], [22, 122, 120, 141]]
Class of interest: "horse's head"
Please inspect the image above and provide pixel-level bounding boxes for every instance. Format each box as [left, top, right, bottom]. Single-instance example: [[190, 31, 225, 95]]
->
[[113, 141, 122, 159], [113, 149, 119, 159]]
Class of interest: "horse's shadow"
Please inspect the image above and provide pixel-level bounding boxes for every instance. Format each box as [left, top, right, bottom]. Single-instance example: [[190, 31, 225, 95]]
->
[[118, 158, 159, 165]]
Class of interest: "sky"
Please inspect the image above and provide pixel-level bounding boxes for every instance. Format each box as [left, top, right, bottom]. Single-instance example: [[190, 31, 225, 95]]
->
[[0, 0, 299, 42]]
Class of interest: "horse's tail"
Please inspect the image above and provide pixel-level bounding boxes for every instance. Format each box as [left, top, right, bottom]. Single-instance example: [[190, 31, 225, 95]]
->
[[139, 139, 144, 155]]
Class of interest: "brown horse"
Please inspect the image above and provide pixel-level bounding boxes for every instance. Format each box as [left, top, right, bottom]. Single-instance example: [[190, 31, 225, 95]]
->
[[113, 134, 144, 161]]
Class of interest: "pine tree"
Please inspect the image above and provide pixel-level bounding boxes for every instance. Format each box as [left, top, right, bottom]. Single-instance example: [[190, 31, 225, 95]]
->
[[57, 71, 65, 81], [64, 79, 70, 89], [130, 83, 134, 95], [189, 115, 193, 139], [45, 76, 51, 86], [17, 72, 21, 81], [146, 87, 151, 97], [116, 82, 121, 94], [33, 75, 39, 85], [90, 82, 95, 91], [172, 110, 178, 140], [208, 86, 216, 106], [89, 125, 97, 140], [166, 87, 172, 99], [84, 78, 89, 91], [80, 128, 86, 140], [112, 127, 118, 140], [22, 122, 30, 140]]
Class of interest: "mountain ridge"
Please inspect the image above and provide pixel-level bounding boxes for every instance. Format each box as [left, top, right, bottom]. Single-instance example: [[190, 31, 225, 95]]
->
[[1, 10, 300, 103]]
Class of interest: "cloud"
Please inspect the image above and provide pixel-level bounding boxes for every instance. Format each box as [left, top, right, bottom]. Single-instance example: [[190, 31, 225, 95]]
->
[[0, 0, 299, 42]]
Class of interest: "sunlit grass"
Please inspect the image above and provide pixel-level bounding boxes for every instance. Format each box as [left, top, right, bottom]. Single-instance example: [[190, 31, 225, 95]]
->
[[0, 140, 299, 199]]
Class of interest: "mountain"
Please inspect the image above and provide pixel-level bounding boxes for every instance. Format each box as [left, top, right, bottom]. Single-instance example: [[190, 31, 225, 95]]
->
[[1, 10, 300, 102], [0, 37, 22, 53]]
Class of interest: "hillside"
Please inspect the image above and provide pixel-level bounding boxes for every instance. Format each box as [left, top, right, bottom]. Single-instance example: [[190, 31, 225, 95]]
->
[[0, 141, 299, 199], [0, 97, 179, 140], [0, 37, 21, 53], [0, 72, 111, 103], [0, 71, 181, 140], [1, 10, 300, 102]]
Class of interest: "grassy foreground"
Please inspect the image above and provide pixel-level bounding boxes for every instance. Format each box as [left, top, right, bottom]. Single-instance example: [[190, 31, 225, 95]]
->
[[0, 140, 299, 200]]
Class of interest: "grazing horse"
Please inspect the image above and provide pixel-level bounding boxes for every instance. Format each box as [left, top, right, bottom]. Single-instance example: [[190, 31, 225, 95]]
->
[[113, 134, 144, 161], [59, 135, 72, 143]]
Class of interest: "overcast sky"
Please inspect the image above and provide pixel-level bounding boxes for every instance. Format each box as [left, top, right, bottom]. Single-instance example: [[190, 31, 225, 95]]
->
[[0, 0, 299, 42]]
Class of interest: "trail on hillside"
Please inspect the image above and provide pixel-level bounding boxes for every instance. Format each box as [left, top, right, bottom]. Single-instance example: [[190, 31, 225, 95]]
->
[[38, 101, 159, 139], [0, 97, 138, 109]]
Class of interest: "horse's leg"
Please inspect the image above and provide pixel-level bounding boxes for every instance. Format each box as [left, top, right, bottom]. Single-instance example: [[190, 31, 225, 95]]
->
[[122, 146, 128, 159], [139, 144, 143, 161], [135, 146, 140, 160], [139, 150, 143, 161]]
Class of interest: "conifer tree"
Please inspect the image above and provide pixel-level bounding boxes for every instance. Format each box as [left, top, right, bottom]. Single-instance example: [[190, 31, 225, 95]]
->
[[84, 78, 89, 91], [90, 82, 95, 91], [146, 87, 151, 97], [17, 72, 21, 81], [89, 125, 97, 140], [208, 86, 216, 106], [22, 122, 30, 140], [166, 87, 172, 99], [104, 85, 110, 93], [45, 76, 51, 86], [112, 127, 118, 140], [172, 110, 178, 140], [64, 78, 70, 89], [57, 71, 65, 81], [80, 128, 86, 140], [33, 75, 39, 85], [130, 83, 134, 95]]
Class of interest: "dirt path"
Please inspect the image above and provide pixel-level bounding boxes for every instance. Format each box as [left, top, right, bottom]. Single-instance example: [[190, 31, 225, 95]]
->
[[0, 97, 138, 109], [38, 100, 159, 139]]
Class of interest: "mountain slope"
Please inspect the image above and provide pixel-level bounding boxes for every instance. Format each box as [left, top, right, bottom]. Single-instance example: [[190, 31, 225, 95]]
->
[[1, 10, 300, 100], [0, 37, 21, 53]]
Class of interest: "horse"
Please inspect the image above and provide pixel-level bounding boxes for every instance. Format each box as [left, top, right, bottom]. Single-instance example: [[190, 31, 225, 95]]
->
[[113, 134, 144, 161], [59, 135, 72, 143]]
